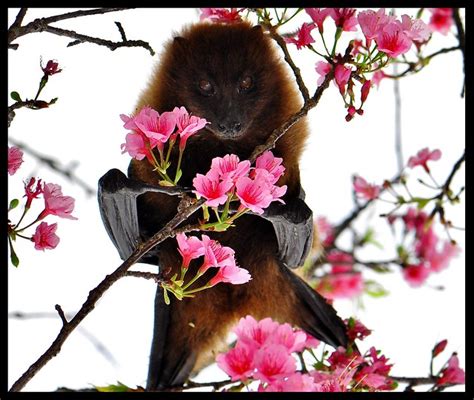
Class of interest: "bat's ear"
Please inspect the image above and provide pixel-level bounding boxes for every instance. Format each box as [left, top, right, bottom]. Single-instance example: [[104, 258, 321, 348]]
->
[[251, 24, 263, 35], [173, 36, 188, 51]]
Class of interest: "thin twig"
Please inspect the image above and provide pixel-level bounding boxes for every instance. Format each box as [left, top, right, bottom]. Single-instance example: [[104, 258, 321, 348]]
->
[[115, 21, 127, 41], [54, 305, 68, 326], [9, 8, 28, 31], [125, 271, 163, 283], [452, 8, 465, 97], [8, 137, 96, 197]]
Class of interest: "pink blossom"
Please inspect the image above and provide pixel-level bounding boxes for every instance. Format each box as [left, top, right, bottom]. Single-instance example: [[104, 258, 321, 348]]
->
[[429, 8, 453, 35], [176, 233, 204, 269], [208, 264, 251, 286], [345, 105, 357, 122], [402, 263, 431, 287], [402, 207, 429, 235], [216, 343, 255, 381], [376, 22, 412, 57], [39, 183, 77, 220], [316, 271, 364, 299], [437, 353, 465, 386], [41, 59, 62, 76], [121, 132, 151, 161], [334, 64, 352, 95], [253, 344, 296, 383], [312, 377, 345, 392], [329, 8, 358, 32], [327, 251, 354, 273], [415, 227, 438, 260], [315, 216, 335, 248], [24, 177, 44, 208], [345, 318, 372, 342], [361, 80, 371, 103], [372, 70, 387, 87], [354, 347, 393, 390], [137, 111, 176, 149], [315, 61, 332, 86], [193, 172, 233, 207], [209, 154, 251, 185], [233, 315, 279, 349], [357, 8, 393, 47], [270, 323, 308, 353], [305, 8, 332, 33], [235, 175, 274, 214], [432, 339, 448, 357], [428, 241, 460, 272], [173, 106, 208, 150], [263, 372, 316, 392], [199, 235, 236, 274], [32, 222, 60, 251], [284, 23, 315, 50], [200, 8, 244, 23], [353, 175, 380, 200], [400, 14, 431, 42], [407, 147, 442, 172], [8, 146, 24, 175], [255, 151, 285, 184]]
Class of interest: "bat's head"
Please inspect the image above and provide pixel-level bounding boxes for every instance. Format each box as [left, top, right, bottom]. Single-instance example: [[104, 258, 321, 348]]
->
[[144, 21, 300, 150]]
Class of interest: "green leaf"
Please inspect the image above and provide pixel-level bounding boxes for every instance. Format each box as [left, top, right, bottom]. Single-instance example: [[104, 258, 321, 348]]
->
[[10, 91, 21, 102], [412, 196, 430, 210], [364, 280, 389, 298], [11, 251, 20, 267], [162, 286, 171, 305], [174, 169, 183, 184], [371, 264, 393, 273], [95, 381, 132, 392], [49, 97, 58, 105], [9, 198, 20, 211]]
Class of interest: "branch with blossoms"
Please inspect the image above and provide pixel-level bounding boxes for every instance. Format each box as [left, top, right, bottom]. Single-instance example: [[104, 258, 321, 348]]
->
[[9, 7, 465, 392]]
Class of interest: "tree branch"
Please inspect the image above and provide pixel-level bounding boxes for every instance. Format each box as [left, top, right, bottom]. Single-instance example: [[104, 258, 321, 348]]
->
[[452, 8, 465, 97], [8, 137, 96, 197]]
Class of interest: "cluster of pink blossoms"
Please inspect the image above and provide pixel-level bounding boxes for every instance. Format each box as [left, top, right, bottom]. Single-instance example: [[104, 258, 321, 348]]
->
[[217, 316, 396, 392], [200, 8, 244, 23], [8, 146, 77, 263], [176, 232, 251, 287], [193, 151, 287, 215], [120, 105, 208, 185], [428, 8, 454, 35]]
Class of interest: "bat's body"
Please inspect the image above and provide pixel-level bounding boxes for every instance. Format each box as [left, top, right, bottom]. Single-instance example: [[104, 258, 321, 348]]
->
[[99, 22, 348, 390]]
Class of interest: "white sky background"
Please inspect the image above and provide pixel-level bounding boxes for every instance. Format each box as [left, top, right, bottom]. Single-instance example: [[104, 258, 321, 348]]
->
[[7, 8, 465, 392]]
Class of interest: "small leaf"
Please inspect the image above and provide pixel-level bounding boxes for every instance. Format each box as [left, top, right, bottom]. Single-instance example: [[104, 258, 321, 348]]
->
[[9, 198, 20, 211], [11, 251, 20, 267], [413, 196, 430, 210], [162, 286, 170, 305], [364, 280, 389, 298], [49, 97, 58, 105], [10, 91, 21, 102], [95, 381, 132, 392], [174, 169, 183, 183]]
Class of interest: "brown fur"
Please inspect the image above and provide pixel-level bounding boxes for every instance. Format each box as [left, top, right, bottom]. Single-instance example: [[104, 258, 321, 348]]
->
[[126, 22, 338, 389]]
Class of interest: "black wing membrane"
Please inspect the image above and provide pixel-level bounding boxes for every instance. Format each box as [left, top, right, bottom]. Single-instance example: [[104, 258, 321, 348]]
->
[[97, 168, 183, 264]]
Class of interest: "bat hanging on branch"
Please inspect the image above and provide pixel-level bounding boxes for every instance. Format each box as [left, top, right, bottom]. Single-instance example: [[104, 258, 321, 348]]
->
[[98, 21, 348, 391]]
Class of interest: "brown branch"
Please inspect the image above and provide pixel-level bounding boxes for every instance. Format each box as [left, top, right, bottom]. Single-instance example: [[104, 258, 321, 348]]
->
[[452, 8, 465, 97], [8, 8, 154, 56], [115, 21, 127, 41], [125, 271, 163, 283], [9, 8, 28, 31], [8, 99, 57, 128], [54, 305, 68, 326], [8, 137, 96, 197]]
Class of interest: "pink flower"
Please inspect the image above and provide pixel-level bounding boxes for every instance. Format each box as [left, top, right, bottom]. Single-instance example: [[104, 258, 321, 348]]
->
[[432, 339, 448, 358], [402, 263, 431, 287], [235, 175, 274, 214], [400, 14, 431, 42], [284, 23, 315, 50], [200, 8, 244, 23], [254, 151, 285, 184], [415, 227, 438, 260], [327, 251, 354, 273], [199, 235, 236, 274], [39, 183, 77, 220], [263, 372, 316, 392], [315, 216, 335, 248], [269, 323, 308, 353], [429, 8, 453, 35], [32, 222, 60, 251], [173, 106, 208, 150], [316, 271, 364, 299], [372, 70, 387, 87], [121, 132, 151, 161], [353, 175, 380, 200], [253, 344, 296, 383], [8, 146, 24, 175], [437, 353, 465, 386], [329, 8, 358, 32], [327, 346, 364, 371], [345, 318, 372, 342], [209, 154, 251, 185], [233, 315, 279, 349], [41, 59, 62, 76], [193, 172, 233, 207], [402, 207, 429, 235], [176, 233, 204, 269], [315, 61, 332, 86], [376, 22, 413, 57], [24, 177, 44, 208], [357, 9, 393, 47], [407, 147, 442, 172], [354, 347, 393, 390], [216, 342, 255, 381], [334, 64, 352, 95], [305, 8, 332, 33], [345, 105, 357, 122], [208, 264, 251, 286], [361, 80, 372, 103], [428, 241, 460, 272]]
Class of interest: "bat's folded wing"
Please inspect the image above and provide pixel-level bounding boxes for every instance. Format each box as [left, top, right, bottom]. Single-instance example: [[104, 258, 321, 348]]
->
[[260, 185, 313, 269], [97, 168, 183, 265]]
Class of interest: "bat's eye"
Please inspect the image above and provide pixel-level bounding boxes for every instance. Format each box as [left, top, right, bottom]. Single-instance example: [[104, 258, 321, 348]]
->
[[239, 76, 253, 92], [199, 79, 214, 95]]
